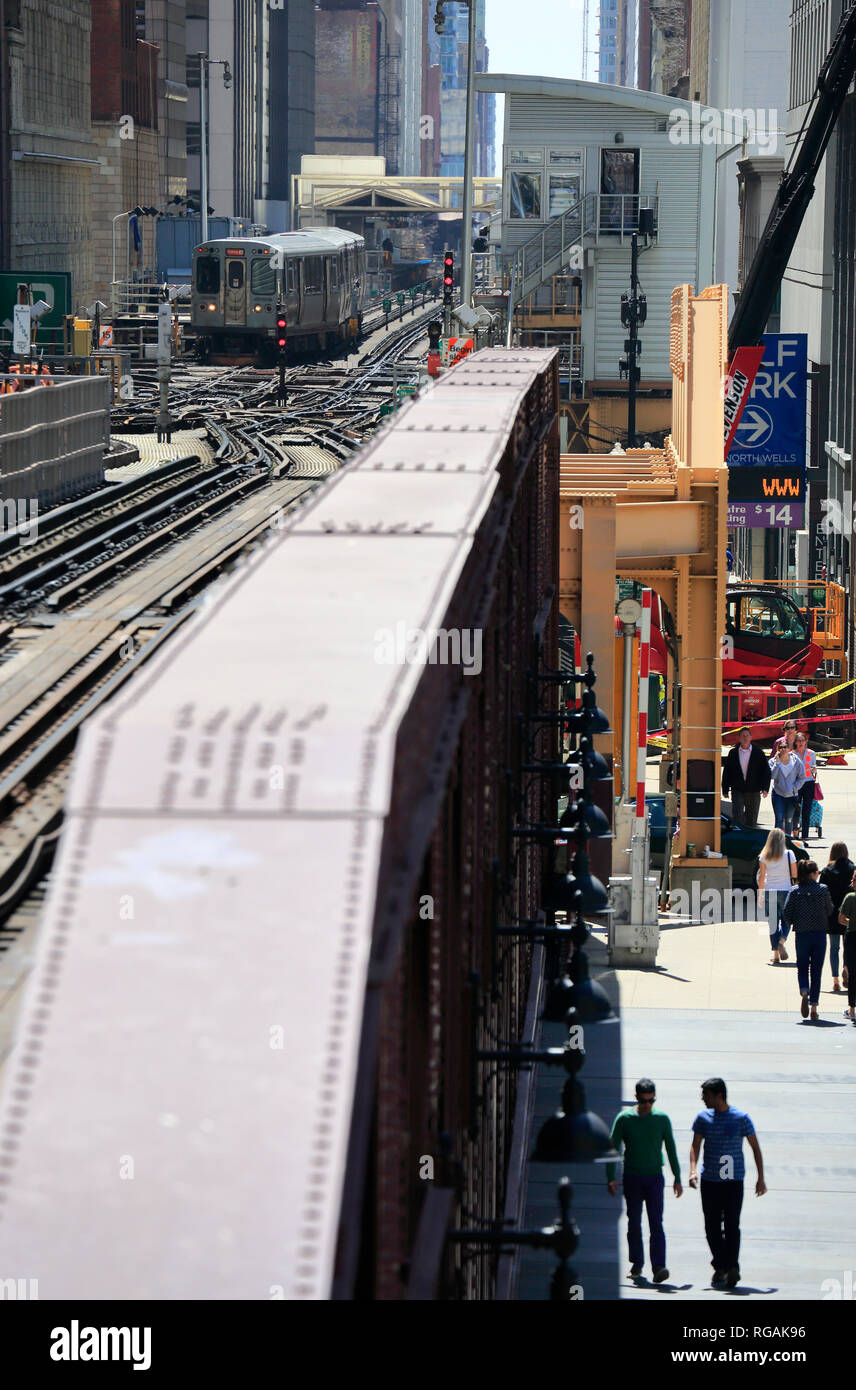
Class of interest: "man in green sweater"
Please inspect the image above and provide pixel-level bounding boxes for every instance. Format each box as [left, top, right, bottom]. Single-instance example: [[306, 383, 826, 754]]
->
[[607, 1077, 683, 1282]]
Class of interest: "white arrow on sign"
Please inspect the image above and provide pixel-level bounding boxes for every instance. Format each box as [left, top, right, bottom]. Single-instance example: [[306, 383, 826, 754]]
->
[[735, 406, 773, 447]]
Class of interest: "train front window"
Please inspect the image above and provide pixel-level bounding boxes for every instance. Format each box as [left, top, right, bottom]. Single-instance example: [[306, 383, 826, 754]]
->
[[227, 260, 244, 290], [251, 257, 276, 296], [197, 256, 219, 294]]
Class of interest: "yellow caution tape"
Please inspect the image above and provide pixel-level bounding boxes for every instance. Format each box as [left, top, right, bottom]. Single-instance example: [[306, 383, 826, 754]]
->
[[756, 675, 856, 722], [645, 676, 856, 751]]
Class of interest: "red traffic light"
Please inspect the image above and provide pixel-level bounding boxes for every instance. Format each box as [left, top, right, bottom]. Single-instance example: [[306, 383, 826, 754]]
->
[[276, 309, 287, 349]]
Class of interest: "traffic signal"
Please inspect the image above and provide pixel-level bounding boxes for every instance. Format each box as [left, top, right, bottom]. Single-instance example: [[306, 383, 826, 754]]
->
[[275, 306, 287, 352], [427, 320, 442, 352], [443, 251, 454, 306]]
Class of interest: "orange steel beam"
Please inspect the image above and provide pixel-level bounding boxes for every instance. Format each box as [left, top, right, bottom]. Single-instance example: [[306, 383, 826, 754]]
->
[[560, 284, 730, 867]]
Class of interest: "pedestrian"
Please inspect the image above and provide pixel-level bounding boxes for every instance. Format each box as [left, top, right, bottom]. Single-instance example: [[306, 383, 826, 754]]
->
[[792, 732, 817, 844], [607, 1078, 682, 1284], [819, 842, 854, 993], [836, 869, 856, 1023], [768, 744, 805, 835], [773, 719, 798, 754], [782, 860, 833, 1020], [756, 828, 797, 965], [688, 1077, 766, 1291], [722, 726, 771, 827]]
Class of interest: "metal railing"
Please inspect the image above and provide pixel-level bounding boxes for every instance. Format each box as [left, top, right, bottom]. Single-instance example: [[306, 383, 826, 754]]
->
[[508, 194, 659, 305], [111, 280, 191, 316], [0, 376, 110, 507]]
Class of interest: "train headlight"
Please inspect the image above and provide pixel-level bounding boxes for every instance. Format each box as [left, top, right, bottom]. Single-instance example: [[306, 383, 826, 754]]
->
[[253, 304, 262, 312], [207, 302, 216, 311]]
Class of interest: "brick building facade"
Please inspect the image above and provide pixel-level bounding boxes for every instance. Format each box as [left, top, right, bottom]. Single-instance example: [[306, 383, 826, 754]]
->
[[6, 0, 95, 311], [90, 0, 161, 300]]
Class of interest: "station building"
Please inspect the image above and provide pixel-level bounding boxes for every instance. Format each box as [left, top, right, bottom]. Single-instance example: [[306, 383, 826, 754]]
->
[[476, 74, 715, 452]]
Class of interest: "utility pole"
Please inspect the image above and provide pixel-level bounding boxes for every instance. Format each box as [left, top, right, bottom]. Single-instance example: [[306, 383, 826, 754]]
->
[[619, 233, 646, 447]]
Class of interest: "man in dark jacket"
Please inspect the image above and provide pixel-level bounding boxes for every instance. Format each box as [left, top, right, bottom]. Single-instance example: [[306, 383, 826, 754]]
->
[[722, 727, 772, 827]]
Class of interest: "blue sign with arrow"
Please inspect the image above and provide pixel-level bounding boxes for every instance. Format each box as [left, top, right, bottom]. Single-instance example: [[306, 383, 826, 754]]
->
[[727, 332, 807, 468]]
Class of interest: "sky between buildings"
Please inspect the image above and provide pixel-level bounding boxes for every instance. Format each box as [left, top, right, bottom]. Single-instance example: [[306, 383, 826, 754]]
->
[[486, 0, 588, 173]]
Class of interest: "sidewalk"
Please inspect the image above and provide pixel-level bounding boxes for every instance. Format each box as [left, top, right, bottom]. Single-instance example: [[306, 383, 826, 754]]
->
[[515, 760, 856, 1301]]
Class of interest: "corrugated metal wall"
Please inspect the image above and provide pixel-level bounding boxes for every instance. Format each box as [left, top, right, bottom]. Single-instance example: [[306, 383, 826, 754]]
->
[[503, 94, 707, 378], [0, 377, 109, 509]]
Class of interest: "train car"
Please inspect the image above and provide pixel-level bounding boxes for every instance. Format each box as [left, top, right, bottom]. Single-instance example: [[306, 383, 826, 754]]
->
[[192, 227, 366, 364]]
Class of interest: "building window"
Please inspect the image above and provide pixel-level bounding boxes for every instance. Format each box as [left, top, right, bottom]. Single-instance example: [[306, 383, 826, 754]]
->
[[509, 149, 542, 165], [186, 121, 201, 157], [550, 151, 583, 166], [509, 171, 541, 219], [549, 175, 581, 217]]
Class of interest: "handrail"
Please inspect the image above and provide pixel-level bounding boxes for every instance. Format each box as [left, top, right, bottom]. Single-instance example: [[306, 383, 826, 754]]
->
[[507, 193, 659, 306]]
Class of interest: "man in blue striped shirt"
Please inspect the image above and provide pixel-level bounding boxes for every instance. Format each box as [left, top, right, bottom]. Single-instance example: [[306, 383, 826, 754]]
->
[[689, 1078, 767, 1290]]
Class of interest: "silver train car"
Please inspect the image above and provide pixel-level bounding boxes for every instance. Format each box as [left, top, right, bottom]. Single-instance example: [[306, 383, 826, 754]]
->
[[192, 227, 367, 363]]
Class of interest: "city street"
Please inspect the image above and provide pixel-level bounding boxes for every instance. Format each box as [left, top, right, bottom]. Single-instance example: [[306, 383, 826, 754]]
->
[[518, 757, 856, 1301]]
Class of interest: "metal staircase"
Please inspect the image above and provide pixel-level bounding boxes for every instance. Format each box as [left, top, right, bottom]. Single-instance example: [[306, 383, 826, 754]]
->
[[508, 193, 658, 307]]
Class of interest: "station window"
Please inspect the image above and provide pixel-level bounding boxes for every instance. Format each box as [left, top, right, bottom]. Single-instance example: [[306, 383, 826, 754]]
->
[[251, 256, 276, 295], [549, 174, 582, 217], [196, 255, 219, 294], [508, 150, 542, 165], [303, 257, 323, 293], [509, 171, 541, 219], [550, 150, 583, 166]]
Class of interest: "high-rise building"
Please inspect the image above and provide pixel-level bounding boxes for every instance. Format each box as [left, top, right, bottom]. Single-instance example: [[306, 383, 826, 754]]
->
[[187, 0, 314, 230], [598, 0, 623, 84], [600, 0, 689, 95], [2, 0, 95, 307], [90, 0, 162, 300], [427, 0, 494, 179], [315, 3, 382, 163], [136, 0, 189, 201]]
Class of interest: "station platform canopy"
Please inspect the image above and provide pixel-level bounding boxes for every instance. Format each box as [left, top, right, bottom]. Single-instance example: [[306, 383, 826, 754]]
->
[[291, 157, 501, 231]]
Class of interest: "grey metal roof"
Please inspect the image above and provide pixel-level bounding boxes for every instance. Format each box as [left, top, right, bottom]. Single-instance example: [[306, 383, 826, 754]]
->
[[201, 228, 365, 255], [475, 72, 701, 116], [0, 349, 557, 1301]]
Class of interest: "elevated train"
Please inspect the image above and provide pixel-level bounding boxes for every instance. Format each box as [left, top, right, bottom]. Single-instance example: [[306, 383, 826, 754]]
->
[[192, 227, 367, 363]]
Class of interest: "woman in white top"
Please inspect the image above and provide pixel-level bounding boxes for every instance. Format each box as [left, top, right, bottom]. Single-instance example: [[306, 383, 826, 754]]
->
[[757, 827, 798, 965]]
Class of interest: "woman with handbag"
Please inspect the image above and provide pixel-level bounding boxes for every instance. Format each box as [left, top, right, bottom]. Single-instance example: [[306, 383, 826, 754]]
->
[[820, 842, 854, 993], [793, 733, 817, 844], [757, 829, 798, 965]]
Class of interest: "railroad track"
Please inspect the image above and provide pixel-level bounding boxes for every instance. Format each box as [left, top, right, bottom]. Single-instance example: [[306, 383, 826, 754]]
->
[[0, 305, 434, 945]]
